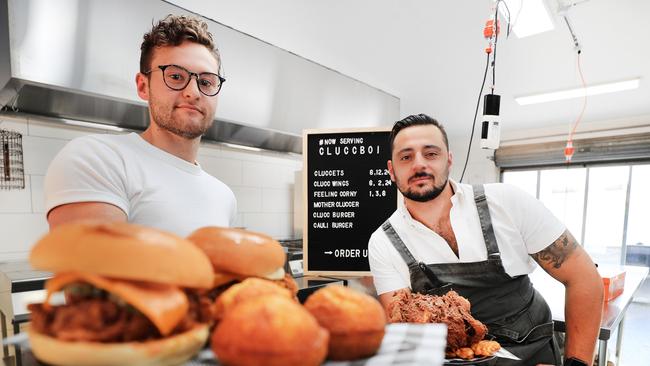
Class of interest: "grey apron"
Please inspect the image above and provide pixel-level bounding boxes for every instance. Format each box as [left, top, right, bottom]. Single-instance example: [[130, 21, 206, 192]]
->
[[382, 185, 561, 366]]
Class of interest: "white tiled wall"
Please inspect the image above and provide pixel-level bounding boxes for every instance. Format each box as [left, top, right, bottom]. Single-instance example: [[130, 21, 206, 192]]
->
[[0, 114, 302, 262]]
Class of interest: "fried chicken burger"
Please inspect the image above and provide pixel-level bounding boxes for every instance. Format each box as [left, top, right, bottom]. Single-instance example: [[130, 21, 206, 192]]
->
[[27, 222, 215, 366]]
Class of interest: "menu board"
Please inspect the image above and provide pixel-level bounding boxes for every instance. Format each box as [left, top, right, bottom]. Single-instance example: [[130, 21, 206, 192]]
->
[[303, 128, 398, 275]]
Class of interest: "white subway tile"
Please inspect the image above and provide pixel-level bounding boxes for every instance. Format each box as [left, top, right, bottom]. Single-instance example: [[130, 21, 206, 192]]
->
[[0, 251, 29, 262], [259, 152, 302, 167], [262, 188, 293, 213], [30, 175, 45, 213], [218, 146, 263, 162], [198, 155, 243, 186], [197, 142, 221, 158], [231, 186, 262, 212], [0, 175, 31, 213], [242, 213, 293, 239], [242, 162, 298, 189], [234, 214, 244, 228], [0, 213, 49, 256], [0, 116, 29, 135], [28, 120, 104, 140], [22, 136, 68, 175]]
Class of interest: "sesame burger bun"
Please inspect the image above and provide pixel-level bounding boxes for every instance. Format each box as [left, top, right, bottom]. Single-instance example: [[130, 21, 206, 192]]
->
[[211, 295, 329, 366], [30, 222, 214, 289], [29, 324, 209, 366], [187, 227, 286, 280], [304, 285, 386, 360]]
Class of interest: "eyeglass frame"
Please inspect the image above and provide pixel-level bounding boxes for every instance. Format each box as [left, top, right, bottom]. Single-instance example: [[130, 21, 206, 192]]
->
[[143, 64, 226, 96]]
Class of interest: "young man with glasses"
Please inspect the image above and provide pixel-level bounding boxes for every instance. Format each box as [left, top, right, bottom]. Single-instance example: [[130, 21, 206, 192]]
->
[[44, 15, 236, 236]]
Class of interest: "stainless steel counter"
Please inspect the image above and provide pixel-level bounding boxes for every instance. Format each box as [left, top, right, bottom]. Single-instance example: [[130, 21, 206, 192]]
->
[[0, 261, 51, 364]]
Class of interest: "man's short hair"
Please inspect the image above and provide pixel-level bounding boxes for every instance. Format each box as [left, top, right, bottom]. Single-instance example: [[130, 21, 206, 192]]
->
[[389, 114, 449, 155], [140, 14, 221, 74]]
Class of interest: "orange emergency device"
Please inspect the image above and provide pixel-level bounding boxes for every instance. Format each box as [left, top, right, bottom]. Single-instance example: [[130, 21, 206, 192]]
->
[[564, 140, 575, 162], [483, 19, 500, 54]]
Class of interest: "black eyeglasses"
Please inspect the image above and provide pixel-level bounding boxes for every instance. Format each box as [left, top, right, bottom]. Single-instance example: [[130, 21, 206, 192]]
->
[[144, 64, 226, 96]]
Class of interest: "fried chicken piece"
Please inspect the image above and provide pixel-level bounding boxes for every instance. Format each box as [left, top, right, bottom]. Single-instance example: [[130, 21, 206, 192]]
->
[[386, 290, 488, 351], [471, 340, 501, 356], [455, 347, 475, 359], [386, 289, 410, 323], [443, 291, 487, 345]]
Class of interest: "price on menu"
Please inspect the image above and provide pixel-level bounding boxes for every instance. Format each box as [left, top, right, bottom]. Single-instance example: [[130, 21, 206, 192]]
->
[[369, 179, 392, 187], [369, 168, 390, 176]]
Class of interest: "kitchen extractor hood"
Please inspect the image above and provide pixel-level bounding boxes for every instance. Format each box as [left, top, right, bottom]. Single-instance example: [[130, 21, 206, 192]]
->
[[0, 0, 399, 154]]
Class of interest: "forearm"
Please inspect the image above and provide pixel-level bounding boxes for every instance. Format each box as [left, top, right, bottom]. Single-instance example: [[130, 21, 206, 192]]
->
[[563, 271, 603, 363]]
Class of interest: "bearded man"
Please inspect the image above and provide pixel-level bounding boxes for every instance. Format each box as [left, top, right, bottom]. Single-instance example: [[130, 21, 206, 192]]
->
[[44, 15, 236, 235], [368, 114, 602, 366]]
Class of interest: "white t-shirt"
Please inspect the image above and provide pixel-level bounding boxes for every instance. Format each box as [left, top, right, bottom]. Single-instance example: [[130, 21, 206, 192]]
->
[[368, 180, 566, 295], [44, 133, 237, 237]]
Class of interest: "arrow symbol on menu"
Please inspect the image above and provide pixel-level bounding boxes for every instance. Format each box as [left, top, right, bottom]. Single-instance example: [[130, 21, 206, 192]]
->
[[324, 251, 333, 255]]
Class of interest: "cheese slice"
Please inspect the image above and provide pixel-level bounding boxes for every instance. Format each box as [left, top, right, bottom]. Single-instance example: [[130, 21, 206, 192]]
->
[[44, 272, 188, 336], [262, 267, 285, 280]]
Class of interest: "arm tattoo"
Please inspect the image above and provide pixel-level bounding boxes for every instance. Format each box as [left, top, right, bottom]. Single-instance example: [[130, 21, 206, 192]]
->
[[531, 231, 578, 269]]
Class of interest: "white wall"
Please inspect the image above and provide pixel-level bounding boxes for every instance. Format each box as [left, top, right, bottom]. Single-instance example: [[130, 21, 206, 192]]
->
[[0, 114, 302, 262], [448, 134, 499, 185]]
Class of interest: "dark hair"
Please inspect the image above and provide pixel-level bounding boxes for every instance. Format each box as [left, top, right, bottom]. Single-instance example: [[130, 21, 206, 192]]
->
[[140, 14, 222, 74], [389, 114, 449, 155]]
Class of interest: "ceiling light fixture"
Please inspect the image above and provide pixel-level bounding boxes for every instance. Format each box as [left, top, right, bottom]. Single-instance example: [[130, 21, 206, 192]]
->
[[515, 78, 641, 105]]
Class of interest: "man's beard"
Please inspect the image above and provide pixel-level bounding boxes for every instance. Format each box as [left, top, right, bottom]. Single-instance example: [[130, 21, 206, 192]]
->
[[150, 102, 213, 139], [398, 172, 448, 202]]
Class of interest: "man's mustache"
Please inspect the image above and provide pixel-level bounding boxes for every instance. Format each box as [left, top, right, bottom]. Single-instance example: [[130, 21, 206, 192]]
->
[[408, 172, 434, 183]]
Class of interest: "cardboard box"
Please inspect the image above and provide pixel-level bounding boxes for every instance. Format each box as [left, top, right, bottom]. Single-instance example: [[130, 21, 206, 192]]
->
[[598, 267, 626, 302]]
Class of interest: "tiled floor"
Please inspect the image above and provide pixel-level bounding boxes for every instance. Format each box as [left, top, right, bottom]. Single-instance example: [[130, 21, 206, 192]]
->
[[608, 275, 650, 366]]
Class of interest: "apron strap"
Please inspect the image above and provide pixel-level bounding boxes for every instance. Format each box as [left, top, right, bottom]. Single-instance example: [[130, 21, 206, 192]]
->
[[381, 220, 451, 292], [381, 220, 419, 267], [472, 184, 501, 257]]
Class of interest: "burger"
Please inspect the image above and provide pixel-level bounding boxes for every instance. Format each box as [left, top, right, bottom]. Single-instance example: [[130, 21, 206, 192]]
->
[[187, 227, 298, 304], [211, 294, 329, 366], [27, 222, 215, 366], [304, 285, 386, 360]]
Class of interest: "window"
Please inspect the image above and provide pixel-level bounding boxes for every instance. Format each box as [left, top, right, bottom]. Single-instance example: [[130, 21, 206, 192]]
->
[[539, 168, 586, 244], [625, 165, 650, 266], [501, 163, 650, 268], [502, 170, 538, 198], [583, 166, 629, 266]]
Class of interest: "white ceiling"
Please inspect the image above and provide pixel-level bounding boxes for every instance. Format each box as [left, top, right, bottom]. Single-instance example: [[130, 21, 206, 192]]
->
[[171, 0, 650, 141]]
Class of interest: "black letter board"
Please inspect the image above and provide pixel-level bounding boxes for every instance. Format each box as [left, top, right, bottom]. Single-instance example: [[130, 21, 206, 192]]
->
[[303, 128, 397, 275]]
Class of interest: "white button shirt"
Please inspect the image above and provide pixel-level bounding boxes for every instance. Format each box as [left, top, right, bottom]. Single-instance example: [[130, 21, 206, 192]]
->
[[368, 180, 566, 295]]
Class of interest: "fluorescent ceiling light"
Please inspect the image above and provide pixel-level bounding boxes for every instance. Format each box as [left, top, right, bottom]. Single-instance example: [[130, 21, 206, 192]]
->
[[499, 0, 555, 38], [515, 79, 641, 105]]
